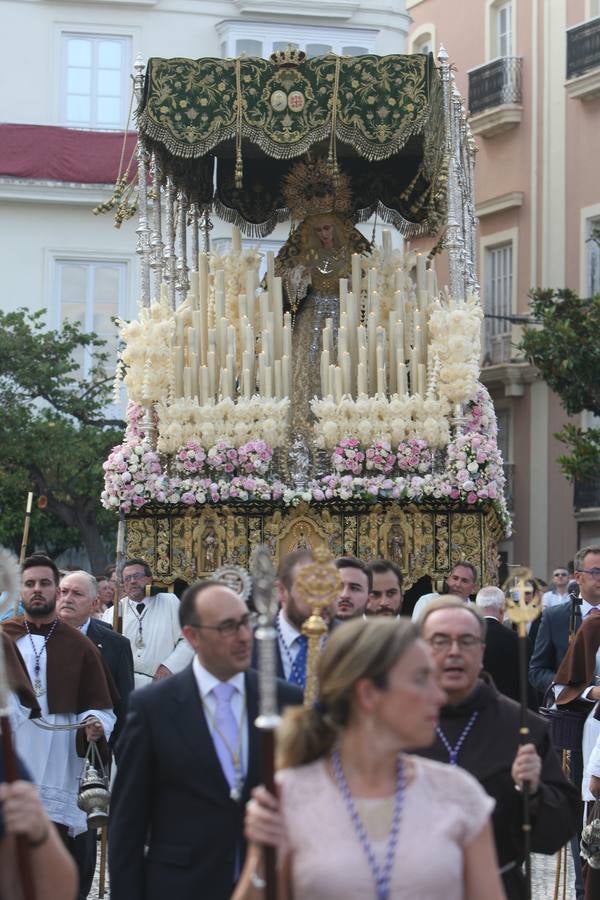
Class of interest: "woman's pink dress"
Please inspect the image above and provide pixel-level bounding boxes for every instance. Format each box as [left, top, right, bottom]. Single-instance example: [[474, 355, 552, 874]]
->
[[278, 755, 494, 900]]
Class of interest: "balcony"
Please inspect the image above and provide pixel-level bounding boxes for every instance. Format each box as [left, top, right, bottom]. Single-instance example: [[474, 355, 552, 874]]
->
[[574, 475, 600, 512], [468, 57, 523, 138], [566, 17, 600, 100]]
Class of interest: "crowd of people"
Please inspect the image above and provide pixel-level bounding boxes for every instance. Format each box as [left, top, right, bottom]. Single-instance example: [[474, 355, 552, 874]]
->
[[1, 545, 599, 899]]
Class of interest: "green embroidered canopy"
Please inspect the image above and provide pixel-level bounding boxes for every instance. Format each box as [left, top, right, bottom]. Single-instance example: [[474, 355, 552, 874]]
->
[[138, 52, 447, 237]]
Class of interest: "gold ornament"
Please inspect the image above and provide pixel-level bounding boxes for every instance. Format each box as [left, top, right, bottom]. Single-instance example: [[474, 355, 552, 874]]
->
[[282, 157, 352, 221]]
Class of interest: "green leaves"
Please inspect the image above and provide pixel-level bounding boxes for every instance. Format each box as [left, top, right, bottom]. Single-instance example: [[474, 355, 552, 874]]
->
[[520, 288, 600, 481], [0, 308, 124, 567]]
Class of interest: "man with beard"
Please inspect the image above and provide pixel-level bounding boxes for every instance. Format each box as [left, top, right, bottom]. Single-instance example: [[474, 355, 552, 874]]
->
[[416, 598, 579, 900], [103, 558, 182, 688], [266, 549, 318, 689], [334, 557, 370, 622], [3, 555, 115, 845], [365, 560, 403, 617]]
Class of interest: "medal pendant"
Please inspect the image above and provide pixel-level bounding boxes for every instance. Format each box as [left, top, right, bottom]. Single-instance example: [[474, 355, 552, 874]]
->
[[135, 634, 145, 649], [34, 679, 44, 697], [230, 785, 242, 802]]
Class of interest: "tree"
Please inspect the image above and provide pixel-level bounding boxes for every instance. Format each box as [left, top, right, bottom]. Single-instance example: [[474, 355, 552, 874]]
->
[[0, 308, 125, 571], [520, 287, 600, 481]]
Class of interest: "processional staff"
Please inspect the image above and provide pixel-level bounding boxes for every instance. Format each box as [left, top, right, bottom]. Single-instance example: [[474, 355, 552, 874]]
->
[[504, 566, 540, 900], [251, 547, 282, 900], [0, 546, 36, 900], [15, 491, 34, 616], [294, 546, 341, 710], [112, 514, 126, 634]]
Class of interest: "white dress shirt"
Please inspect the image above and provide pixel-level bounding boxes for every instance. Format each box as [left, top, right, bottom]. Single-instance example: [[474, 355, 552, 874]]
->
[[191, 656, 248, 778]]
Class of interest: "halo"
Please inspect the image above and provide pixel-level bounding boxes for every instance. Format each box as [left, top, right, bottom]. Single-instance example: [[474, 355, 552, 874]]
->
[[282, 158, 352, 221]]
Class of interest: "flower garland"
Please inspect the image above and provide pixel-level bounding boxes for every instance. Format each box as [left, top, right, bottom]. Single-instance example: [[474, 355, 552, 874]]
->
[[311, 394, 450, 450], [428, 292, 483, 406], [155, 395, 289, 453], [115, 296, 175, 405]]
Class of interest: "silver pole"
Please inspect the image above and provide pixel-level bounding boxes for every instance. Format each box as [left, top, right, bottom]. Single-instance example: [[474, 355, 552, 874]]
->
[[133, 54, 151, 307]]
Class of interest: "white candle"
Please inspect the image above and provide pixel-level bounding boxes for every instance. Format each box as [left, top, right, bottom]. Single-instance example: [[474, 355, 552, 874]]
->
[[189, 271, 199, 311], [200, 366, 209, 404], [176, 313, 185, 349], [282, 355, 290, 398], [351, 253, 362, 298], [416, 253, 426, 292], [410, 348, 419, 396], [367, 312, 377, 394], [272, 277, 283, 360], [183, 367, 192, 400], [417, 363, 426, 397], [238, 293, 248, 322], [264, 365, 273, 399], [187, 326, 197, 361], [427, 267, 436, 299], [329, 364, 336, 400], [320, 349, 330, 396], [342, 351, 352, 396], [339, 278, 348, 313], [246, 270, 256, 328], [334, 367, 343, 403], [274, 359, 282, 400], [174, 349, 183, 399], [190, 352, 199, 399], [377, 367, 385, 395], [242, 367, 251, 399], [207, 350, 216, 398], [397, 360, 407, 396], [382, 229, 392, 258], [259, 353, 266, 395], [260, 292, 269, 332], [199, 253, 209, 305], [357, 362, 367, 396], [232, 225, 241, 254], [283, 323, 292, 361]]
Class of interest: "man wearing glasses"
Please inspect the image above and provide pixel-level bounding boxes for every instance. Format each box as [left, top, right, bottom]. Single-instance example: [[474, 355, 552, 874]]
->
[[416, 598, 579, 900], [102, 558, 182, 688], [542, 567, 571, 610], [109, 580, 302, 900], [529, 546, 600, 697]]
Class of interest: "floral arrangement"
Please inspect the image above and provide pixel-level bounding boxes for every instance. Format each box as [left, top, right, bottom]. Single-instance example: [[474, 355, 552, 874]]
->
[[311, 394, 450, 450], [173, 440, 207, 476], [428, 292, 483, 406], [155, 396, 290, 453], [115, 296, 175, 405], [366, 439, 396, 474], [332, 438, 365, 475], [396, 438, 433, 474]]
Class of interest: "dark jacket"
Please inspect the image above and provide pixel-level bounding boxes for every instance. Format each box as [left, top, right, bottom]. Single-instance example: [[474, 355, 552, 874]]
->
[[529, 600, 580, 696], [86, 618, 134, 755], [108, 665, 302, 900], [483, 617, 538, 709]]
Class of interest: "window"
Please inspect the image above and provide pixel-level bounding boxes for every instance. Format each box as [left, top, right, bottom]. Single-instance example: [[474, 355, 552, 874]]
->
[[496, 2, 513, 57], [216, 21, 376, 59], [55, 259, 127, 377], [61, 33, 132, 129], [586, 217, 600, 296], [484, 243, 513, 363], [589, 0, 600, 19], [412, 34, 433, 55]]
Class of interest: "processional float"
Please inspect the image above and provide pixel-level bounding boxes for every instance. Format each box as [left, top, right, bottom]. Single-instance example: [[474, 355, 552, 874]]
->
[[101, 46, 509, 587]]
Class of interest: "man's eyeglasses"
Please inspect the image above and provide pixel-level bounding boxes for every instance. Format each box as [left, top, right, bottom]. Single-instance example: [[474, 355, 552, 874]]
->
[[427, 633, 483, 651], [577, 568, 600, 580], [123, 572, 148, 583], [189, 612, 257, 638]]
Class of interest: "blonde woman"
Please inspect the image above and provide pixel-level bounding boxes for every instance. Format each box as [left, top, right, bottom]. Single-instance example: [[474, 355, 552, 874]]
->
[[233, 619, 505, 900]]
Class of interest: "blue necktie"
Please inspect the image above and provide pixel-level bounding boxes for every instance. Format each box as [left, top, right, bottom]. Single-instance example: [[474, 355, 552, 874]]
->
[[289, 635, 308, 688]]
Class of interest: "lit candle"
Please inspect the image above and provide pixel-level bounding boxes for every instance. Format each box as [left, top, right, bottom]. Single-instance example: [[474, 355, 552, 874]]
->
[[427, 267, 436, 300], [357, 362, 367, 396]]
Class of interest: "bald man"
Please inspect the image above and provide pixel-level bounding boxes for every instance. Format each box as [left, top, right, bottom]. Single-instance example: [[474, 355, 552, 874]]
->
[[109, 580, 302, 900]]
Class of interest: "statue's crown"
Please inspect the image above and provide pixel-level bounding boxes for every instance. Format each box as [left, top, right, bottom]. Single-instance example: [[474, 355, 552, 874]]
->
[[270, 45, 306, 67]]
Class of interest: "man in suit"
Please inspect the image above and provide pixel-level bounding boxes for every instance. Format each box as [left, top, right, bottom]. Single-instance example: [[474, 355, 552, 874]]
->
[[476, 586, 537, 709], [529, 545, 600, 697], [57, 570, 134, 900], [108, 580, 302, 900]]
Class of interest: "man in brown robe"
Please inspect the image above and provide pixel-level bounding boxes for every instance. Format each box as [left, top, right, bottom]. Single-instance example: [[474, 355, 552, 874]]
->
[[3, 554, 115, 897], [416, 599, 580, 900]]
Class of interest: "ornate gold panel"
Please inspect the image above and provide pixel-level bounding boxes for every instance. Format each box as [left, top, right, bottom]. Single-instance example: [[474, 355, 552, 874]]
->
[[125, 501, 504, 589]]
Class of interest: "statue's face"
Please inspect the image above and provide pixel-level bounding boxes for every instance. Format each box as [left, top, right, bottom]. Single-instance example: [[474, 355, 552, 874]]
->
[[314, 221, 334, 248]]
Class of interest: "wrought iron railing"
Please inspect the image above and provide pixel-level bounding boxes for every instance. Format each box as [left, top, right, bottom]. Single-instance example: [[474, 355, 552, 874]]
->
[[468, 57, 522, 116], [574, 475, 600, 510], [567, 17, 600, 80]]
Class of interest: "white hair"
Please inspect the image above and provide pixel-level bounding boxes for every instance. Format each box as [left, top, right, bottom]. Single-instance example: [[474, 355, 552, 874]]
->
[[475, 586, 505, 610], [60, 570, 98, 600]]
